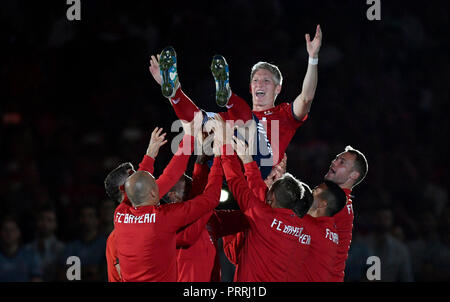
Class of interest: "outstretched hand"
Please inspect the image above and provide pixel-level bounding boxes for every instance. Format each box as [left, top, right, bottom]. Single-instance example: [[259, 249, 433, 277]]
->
[[146, 127, 167, 158], [264, 153, 287, 188], [149, 54, 162, 85], [206, 114, 233, 156], [305, 24, 322, 58], [232, 135, 253, 164]]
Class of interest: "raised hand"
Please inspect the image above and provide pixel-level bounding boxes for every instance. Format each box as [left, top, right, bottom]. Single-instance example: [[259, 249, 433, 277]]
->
[[232, 135, 253, 164], [146, 127, 168, 159], [305, 24, 322, 58], [205, 114, 232, 156], [149, 54, 162, 85], [264, 153, 287, 188]]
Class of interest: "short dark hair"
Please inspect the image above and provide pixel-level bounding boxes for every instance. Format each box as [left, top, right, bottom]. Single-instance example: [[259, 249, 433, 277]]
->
[[322, 180, 347, 217], [104, 162, 134, 203], [270, 173, 313, 217], [345, 145, 368, 187], [294, 183, 314, 218]]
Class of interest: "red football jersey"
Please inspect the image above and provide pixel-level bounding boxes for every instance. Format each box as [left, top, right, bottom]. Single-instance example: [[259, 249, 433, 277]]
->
[[106, 229, 121, 282], [114, 157, 223, 282], [222, 154, 312, 282], [176, 213, 219, 282], [175, 162, 218, 282], [221, 94, 307, 166], [105, 136, 194, 282], [299, 214, 340, 282], [252, 102, 307, 166], [169, 90, 306, 167], [330, 188, 353, 281], [221, 161, 268, 266]]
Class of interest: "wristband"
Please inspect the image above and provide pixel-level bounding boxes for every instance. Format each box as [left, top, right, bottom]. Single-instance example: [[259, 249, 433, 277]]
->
[[308, 57, 318, 65]]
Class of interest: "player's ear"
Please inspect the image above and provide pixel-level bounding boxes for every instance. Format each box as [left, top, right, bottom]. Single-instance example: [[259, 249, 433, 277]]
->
[[319, 199, 328, 209], [275, 84, 282, 95], [150, 188, 158, 202], [349, 171, 360, 182]]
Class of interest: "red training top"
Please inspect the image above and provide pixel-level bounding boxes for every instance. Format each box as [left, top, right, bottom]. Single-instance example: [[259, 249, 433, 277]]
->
[[176, 162, 248, 282], [113, 157, 223, 282], [222, 153, 312, 282], [105, 135, 197, 281], [222, 160, 266, 267], [226, 93, 307, 166], [299, 214, 340, 281]]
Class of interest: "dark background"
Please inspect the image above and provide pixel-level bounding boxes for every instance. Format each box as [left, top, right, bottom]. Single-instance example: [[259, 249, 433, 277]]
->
[[0, 0, 449, 281]]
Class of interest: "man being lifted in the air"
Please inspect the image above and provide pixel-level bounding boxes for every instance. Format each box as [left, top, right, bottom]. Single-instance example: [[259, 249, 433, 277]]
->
[[149, 25, 322, 179]]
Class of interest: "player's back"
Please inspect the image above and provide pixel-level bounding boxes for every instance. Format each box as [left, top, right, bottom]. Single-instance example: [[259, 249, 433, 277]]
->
[[299, 214, 340, 281], [235, 204, 311, 282], [114, 202, 181, 281], [176, 225, 218, 282], [115, 200, 216, 282]]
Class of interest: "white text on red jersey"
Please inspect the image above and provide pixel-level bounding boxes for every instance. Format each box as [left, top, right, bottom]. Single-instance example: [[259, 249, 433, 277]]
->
[[270, 218, 311, 245], [115, 212, 156, 224]]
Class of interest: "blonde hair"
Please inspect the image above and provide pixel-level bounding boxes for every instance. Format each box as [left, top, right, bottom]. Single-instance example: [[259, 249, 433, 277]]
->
[[250, 62, 283, 86]]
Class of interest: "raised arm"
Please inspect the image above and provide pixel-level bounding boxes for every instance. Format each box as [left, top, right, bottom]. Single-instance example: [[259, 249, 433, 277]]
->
[[138, 127, 167, 174], [156, 111, 203, 198], [168, 156, 223, 232], [222, 154, 260, 212], [175, 211, 213, 248], [174, 154, 213, 247], [232, 134, 268, 203], [187, 155, 211, 199], [293, 24, 322, 121], [210, 115, 261, 212]]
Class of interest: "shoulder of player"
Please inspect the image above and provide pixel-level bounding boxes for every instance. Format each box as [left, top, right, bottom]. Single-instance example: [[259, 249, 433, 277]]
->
[[302, 215, 335, 230], [273, 102, 305, 123], [155, 201, 189, 216]]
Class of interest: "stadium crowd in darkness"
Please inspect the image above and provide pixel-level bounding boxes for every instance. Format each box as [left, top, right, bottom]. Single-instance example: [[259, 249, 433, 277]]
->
[[0, 1, 449, 281]]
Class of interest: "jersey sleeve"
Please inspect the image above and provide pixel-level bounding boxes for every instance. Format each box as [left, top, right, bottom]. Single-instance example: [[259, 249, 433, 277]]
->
[[287, 102, 308, 125], [175, 161, 213, 247], [222, 232, 245, 266], [243, 161, 268, 202], [138, 155, 155, 174], [332, 201, 354, 280], [164, 156, 223, 232], [156, 135, 194, 199], [210, 210, 249, 238], [106, 230, 121, 282], [221, 151, 262, 212], [188, 162, 210, 199], [176, 211, 213, 248]]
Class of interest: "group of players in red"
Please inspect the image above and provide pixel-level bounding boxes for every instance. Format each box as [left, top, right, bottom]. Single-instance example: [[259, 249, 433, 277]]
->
[[104, 25, 368, 282]]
